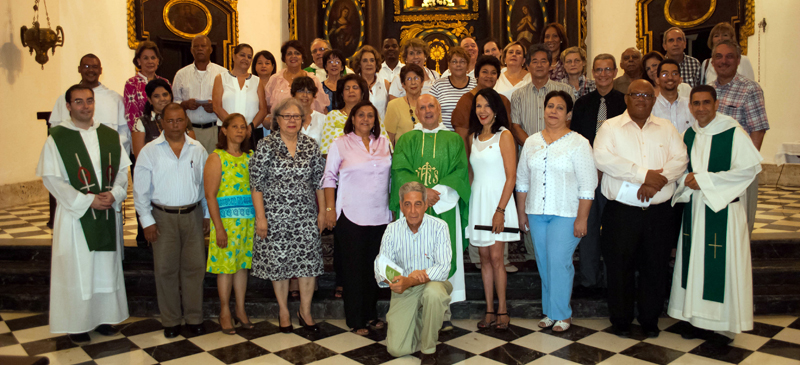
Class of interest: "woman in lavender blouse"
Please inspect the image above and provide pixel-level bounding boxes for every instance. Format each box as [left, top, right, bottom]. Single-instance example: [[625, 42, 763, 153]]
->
[[322, 100, 393, 336]]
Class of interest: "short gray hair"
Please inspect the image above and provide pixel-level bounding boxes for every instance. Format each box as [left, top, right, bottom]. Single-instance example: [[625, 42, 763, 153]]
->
[[311, 38, 331, 49], [270, 98, 305, 131], [663, 27, 685, 40], [712, 39, 741, 59], [399, 181, 427, 203]]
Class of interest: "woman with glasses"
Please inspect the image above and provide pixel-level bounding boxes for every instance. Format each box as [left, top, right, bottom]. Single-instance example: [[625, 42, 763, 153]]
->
[[322, 49, 347, 113], [516, 90, 597, 332], [388, 38, 440, 100], [558, 47, 595, 99], [384, 64, 425, 145], [249, 98, 328, 333], [431, 46, 477, 131]]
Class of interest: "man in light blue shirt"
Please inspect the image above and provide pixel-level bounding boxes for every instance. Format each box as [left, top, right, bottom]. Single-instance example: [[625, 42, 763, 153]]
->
[[374, 181, 452, 364]]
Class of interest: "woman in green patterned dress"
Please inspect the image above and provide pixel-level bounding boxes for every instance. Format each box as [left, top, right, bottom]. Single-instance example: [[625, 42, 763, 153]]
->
[[204, 113, 255, 335]]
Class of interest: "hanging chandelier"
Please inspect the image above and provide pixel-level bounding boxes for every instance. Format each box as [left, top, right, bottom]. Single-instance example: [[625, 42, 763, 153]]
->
[[20, 0, 64, 69]]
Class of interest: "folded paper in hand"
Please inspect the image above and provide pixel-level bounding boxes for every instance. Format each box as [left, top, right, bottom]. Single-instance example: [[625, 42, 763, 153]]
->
[[377, 254, 404, 282], [616, 181, 651, 208]]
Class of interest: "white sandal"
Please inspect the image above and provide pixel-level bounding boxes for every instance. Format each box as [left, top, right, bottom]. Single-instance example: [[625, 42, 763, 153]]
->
[[553, 320, 571, 332], [538, 316, 555, 328]]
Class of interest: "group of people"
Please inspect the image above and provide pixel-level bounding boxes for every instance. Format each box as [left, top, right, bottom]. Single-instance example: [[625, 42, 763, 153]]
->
[[39, 20, 768, 365]]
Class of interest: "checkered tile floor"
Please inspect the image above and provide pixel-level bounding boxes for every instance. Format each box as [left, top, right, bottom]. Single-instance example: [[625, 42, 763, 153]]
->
[[1, 312, 799, 365], [1, 187, 798, 246]]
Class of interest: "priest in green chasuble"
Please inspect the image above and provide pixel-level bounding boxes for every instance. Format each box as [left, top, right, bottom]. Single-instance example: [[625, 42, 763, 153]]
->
[[391, 94, 470, 308], [668, 86, 762, 344], [36, 85, 131, 344]]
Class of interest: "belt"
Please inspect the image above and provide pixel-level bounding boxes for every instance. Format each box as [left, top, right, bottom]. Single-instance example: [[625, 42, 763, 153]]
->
[[151, 202, 199, 214], [192, 122, 216, 129]]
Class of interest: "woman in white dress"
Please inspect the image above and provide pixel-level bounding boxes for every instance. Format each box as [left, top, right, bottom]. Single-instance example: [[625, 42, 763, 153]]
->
[[212, 43, 268, 146], [516, 90, 597, 332], [494, 41, 530, 100], [352, 45, 390, 121], [465, 88, 519, 331]]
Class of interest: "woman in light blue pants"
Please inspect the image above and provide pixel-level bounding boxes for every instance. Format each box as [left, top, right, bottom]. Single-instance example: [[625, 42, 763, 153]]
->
[[516, 90, 597, 332]]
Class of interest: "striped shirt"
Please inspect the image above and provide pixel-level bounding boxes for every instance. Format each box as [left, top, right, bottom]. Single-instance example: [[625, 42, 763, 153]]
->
[[374, 214, 452, 288], [430, 76, 477, 131], [133, 133, 209, 228], [510, 79, 576, 136]]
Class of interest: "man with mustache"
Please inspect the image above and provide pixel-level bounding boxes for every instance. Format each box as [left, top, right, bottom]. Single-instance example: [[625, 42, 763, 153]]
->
[[711, 39, 769, 235]]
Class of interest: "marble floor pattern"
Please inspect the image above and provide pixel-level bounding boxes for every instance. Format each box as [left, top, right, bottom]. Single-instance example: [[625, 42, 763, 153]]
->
[[1, 312, 799, 365], [0, 187, 798, 248]]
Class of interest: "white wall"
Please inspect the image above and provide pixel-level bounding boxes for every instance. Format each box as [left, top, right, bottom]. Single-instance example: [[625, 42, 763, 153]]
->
[[0, 0, 62, 185], [586, 0, 800, 163], [0, 0, 289, 187]]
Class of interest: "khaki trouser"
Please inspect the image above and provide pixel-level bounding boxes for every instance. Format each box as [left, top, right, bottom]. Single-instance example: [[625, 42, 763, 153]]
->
[[152, 207, 206, 327], [386, 281, 453, 357], [193, 125, 219, 154]]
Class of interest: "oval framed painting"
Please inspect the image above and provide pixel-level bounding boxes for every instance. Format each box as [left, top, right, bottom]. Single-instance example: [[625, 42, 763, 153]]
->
[[507, 0, 548, 50], [163, 0, 212, 39], [665, 0, 716, 28], [325, 0, 365, 59]]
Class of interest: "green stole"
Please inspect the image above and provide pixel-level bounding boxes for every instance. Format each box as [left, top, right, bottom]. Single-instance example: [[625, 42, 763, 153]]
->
[[50, 124, 121, 252], [391, 130, 471, 277], [681, 127, 736, 303]]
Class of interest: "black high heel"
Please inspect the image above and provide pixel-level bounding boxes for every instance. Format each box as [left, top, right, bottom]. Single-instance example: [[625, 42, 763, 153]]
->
[[296, 310, 319, 331], [234, 316, 254, 329]]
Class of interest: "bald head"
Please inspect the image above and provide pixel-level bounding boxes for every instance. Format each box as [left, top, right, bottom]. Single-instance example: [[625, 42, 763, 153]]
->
[[625, 79, 656, 123], [416, 94, 441, 130]]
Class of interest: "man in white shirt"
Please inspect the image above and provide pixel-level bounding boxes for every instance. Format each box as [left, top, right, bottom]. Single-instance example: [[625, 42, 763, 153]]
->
[[173, 35, 226, 153], [375, 181, 452, 365], [50, 54, 130, 154], [37, 85, 130, 344], [594, 80, 688, 339], [134, 103, 210, 339], [652, 59, 694, 134], [379, 38, 403, 83]]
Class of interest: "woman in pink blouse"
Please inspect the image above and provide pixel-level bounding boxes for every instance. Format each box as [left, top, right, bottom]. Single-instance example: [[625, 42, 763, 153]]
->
[[124, 41, 170, 132], [264, 40, 329, 115], [321, 100, 392, 336]]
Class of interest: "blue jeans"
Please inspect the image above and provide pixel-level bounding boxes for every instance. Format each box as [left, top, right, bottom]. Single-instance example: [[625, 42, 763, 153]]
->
[[529, 214, 581, 320]]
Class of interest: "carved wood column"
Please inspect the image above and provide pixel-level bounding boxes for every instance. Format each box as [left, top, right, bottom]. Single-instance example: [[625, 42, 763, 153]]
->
[[366, 0, 385, 49], [487, 0, 505, 44], [294, 0, 320, 67]]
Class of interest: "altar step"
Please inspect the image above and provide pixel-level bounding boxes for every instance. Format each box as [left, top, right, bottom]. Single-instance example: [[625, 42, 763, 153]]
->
[[1, 236, 799, 319]]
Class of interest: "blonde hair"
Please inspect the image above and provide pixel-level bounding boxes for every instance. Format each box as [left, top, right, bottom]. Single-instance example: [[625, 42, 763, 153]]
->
[[500, 41, 526, 67], [400, 38, 429, 63], [560, 46, 587, 74], [707, 22, 737, 49]]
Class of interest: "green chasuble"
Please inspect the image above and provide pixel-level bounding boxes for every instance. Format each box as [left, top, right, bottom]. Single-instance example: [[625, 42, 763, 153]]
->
[[49, 124, 121, 252], [391, 129, 470, 277], [681, 127, 735, 303]]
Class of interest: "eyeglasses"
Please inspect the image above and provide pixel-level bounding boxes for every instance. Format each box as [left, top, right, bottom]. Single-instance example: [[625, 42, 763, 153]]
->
[[659, 71, 680, 78], [449, 59, 467, 66], [277, 114, 302, 121], [405, 76, 421, 83], [312, 47, 328, 54], [328, 60, 341, 65], [593, 67, 615, 74], [627, 92, 654, 100]]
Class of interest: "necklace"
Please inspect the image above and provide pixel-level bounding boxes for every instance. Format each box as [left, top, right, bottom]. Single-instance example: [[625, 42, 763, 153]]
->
[[405, 96, 416, 124]]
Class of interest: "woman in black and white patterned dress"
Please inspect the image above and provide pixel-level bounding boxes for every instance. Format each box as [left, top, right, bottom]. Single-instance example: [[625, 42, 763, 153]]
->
[[250, 98, 327, 332]]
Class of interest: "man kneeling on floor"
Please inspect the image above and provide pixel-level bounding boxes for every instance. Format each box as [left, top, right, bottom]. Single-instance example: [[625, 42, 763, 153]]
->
[[375, 181, 453, 365]]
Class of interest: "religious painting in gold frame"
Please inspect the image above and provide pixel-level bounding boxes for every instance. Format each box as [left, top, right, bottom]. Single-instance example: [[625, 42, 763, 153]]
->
[[664, 0, 716, 28], [163, 0, 213, 39], [401, 0, 472, 12], [507, 0, 548, 50], [325, 0, 364, 59]]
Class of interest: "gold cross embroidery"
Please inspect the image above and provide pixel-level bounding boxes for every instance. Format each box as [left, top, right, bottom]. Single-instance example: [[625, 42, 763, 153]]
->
[[416, 162, 439, 186], [708, 233, 722, 259]]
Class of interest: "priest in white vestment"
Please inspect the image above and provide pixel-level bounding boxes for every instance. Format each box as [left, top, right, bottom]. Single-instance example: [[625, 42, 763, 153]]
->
[[668, 85, 762, 344], [36, 85, 130, 344]]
